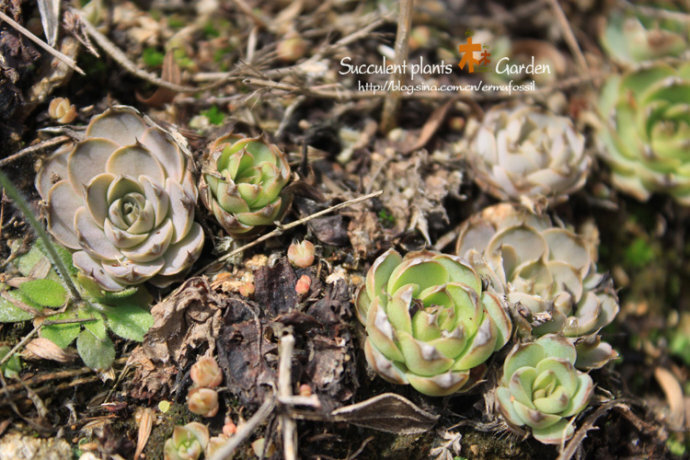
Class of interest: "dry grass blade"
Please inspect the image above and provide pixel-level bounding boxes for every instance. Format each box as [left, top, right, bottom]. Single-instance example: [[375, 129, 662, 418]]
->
[[0, 10, 84, 75], [654, 367, 685, 430], [37, 0, 60, 46], [134, 408, 154, 460]]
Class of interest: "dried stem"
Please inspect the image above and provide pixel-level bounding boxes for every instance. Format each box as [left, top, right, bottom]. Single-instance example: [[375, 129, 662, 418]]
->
[[279, 333, 297, 460], [197, 190, 382, 274], [0, 10, 84, 75], [208, 395, 276, 460], [380, 0, 414, 133], [0, 136, 70, 168], [546, 0, 589, 76]]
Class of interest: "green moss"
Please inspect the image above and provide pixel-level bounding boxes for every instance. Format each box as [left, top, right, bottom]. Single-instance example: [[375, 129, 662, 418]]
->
[[624, 237, 655, 269], [142, 48, 165, 68]]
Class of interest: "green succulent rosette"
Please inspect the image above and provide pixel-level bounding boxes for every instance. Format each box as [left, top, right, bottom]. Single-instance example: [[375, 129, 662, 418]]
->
[[35, 106, 204, 291], [601, 10, 689, 67], [496, 335, 593, 445], [164, 422, 209, 460], [456, 204, 619, 369], [355, 249, 512, 396], [597, 63, 690, 205], [200, 134, 291, 238]]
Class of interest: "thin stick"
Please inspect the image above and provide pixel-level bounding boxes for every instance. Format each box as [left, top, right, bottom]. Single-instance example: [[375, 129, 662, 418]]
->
[[208, 395, 276, 460], [546, 0, 589, 76], [197, 190, 382, 274], [0, 357, 128, 395], [0, 136, 70, 168], [279, 333, 297, 460], [380, 0, 413, 133], [0, 10, 84, 75], [0, 171, 82, 302]]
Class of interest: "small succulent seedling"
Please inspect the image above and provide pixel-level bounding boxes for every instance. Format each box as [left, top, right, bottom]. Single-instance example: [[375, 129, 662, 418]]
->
[[287, 240, 315, 268], [187, 387, 219, 418], [356, 249, 512, 396], [496, 335, 593, 445], [200, 133, 291, 238], [164, 422, 209, 460], [190, 356, 223, 388]]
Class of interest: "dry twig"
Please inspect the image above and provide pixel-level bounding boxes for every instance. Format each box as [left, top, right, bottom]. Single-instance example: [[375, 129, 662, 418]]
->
[[0, 10, 84, 75], [380, 0, 413, 133], [197, 190, 382, 273]]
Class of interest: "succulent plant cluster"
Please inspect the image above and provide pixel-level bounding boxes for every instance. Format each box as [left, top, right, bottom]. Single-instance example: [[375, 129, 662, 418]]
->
[[187, 355, 223, 418], [36, 106, 204, 290], [356, 249, 512, 396], [596, 63, 690, 205], [456, 203, 619, 370], [464, 104, 589, 208], [496, 335, 593, 445], [200, 133, 291, 238]]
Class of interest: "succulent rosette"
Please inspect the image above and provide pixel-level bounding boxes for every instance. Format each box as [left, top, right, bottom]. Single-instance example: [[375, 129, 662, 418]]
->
[[496, 335, 593, 445], [200, 133, 291, 238], [597, 63, 690, 204], [456, 204, 618, 369], [355, 249, 512, 396], [465, 104, 589, 206], [164, 422, 209, 460], [601, 11, 689, 67], [35, 106, 204, 291]]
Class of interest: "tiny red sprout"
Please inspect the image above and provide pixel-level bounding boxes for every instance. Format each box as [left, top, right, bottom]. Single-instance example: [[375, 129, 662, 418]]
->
[[295, 275, 311, 295]]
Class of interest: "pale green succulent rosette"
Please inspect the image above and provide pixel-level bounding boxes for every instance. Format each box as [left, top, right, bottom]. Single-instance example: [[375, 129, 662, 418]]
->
[[601, 11, 688, 67], [163, 422, 209, 460], [35, 106, 205, 291], [355, 249, 512, 396], [496, 335, 593, 445], [466, 104, 589, 207], [456, 204, 619, 369], [597, 63, 690, 205], [200, 134, 291, 238]]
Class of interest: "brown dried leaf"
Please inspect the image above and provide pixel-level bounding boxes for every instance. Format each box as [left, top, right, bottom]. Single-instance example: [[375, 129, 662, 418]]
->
[[23, 337, 76, 363], [136, 50, 181, 107], [129, 277, 225, 397], [331, 393, 438, 434]]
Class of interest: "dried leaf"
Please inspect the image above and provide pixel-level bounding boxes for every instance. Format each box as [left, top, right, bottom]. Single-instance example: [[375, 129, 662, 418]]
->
[[23, 337, 76, 363], [134, 408, 154, 460], [331, 393, 438, 434]]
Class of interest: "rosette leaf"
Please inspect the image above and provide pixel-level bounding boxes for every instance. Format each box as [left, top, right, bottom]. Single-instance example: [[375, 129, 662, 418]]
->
[[355, 249, 512, 396], [35, 106, 204, 291], [465, 104, 589, 207], [496, 335, 593, 444], [597, 63, 690, 205], [200, 133, 291, 238], [456, 204, 619, 369]]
